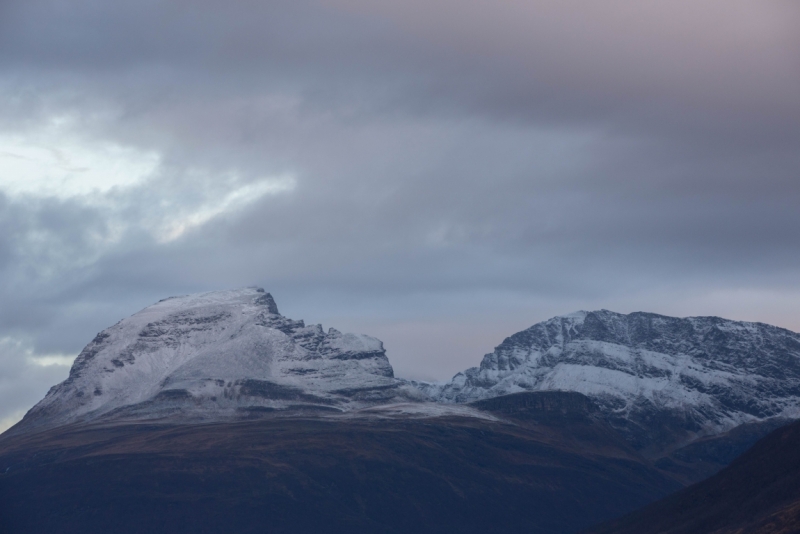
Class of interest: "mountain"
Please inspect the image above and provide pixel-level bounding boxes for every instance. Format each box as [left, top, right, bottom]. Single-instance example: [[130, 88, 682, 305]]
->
[[4, 290, 800, 532], [422, 310, 800, 463], [19, 293, 800, 461], [11, 287, 425, 434], [586, 418, 800, 534]]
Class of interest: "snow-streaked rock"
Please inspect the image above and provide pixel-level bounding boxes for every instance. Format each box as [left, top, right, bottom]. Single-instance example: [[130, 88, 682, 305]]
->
[[16, 294, 800, 456], [18, 288, 425, 431], [421, 310, 800, 453]]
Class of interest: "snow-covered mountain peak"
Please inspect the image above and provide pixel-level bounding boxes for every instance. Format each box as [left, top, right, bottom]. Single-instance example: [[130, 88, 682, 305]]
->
[[17, 288, 423, 432], [422, 309, 800, 454], [16, 295, 800, 457]]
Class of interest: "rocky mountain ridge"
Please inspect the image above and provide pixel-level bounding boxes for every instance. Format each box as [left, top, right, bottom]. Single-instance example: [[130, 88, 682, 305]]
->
[[422, 310, 800, 455], [14, 288, 424, 433], [12, 290, 800, 461]]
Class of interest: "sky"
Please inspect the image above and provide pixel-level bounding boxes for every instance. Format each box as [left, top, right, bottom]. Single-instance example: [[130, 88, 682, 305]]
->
[[1, 0, 799, 431]]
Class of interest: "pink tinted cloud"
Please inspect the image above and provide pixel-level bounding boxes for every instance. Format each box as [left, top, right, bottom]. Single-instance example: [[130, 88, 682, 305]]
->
[[330, 0, 800, 116]]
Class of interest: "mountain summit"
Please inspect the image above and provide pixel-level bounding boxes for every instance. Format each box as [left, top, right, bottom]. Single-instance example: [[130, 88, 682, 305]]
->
[[16, 288, 422, 433], [422, 310, 800, 455]]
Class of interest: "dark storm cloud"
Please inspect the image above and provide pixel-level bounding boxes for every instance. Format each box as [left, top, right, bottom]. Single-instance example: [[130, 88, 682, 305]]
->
[[0, 0, 799, 416], [4, 0, 798, 126]]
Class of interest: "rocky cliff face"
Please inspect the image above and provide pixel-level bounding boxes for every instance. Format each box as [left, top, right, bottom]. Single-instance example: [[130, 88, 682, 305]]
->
[[422, 310, 800, 455], [16, 288, 423, 433]]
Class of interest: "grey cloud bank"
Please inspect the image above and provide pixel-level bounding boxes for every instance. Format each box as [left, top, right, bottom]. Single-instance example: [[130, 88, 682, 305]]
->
[[0, 0, 799, 429]]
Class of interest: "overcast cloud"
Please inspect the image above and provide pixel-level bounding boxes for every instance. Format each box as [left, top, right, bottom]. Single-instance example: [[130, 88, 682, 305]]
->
[[1, 0, 799, 430]]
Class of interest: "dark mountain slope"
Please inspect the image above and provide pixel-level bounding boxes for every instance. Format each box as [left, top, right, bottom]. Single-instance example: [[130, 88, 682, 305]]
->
[[587, 419, 800, 534], [0, 393, 680, 534]]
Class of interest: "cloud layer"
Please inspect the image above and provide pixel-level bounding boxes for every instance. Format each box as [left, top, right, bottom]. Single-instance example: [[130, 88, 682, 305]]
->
[[1, 0, 799, 424]]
